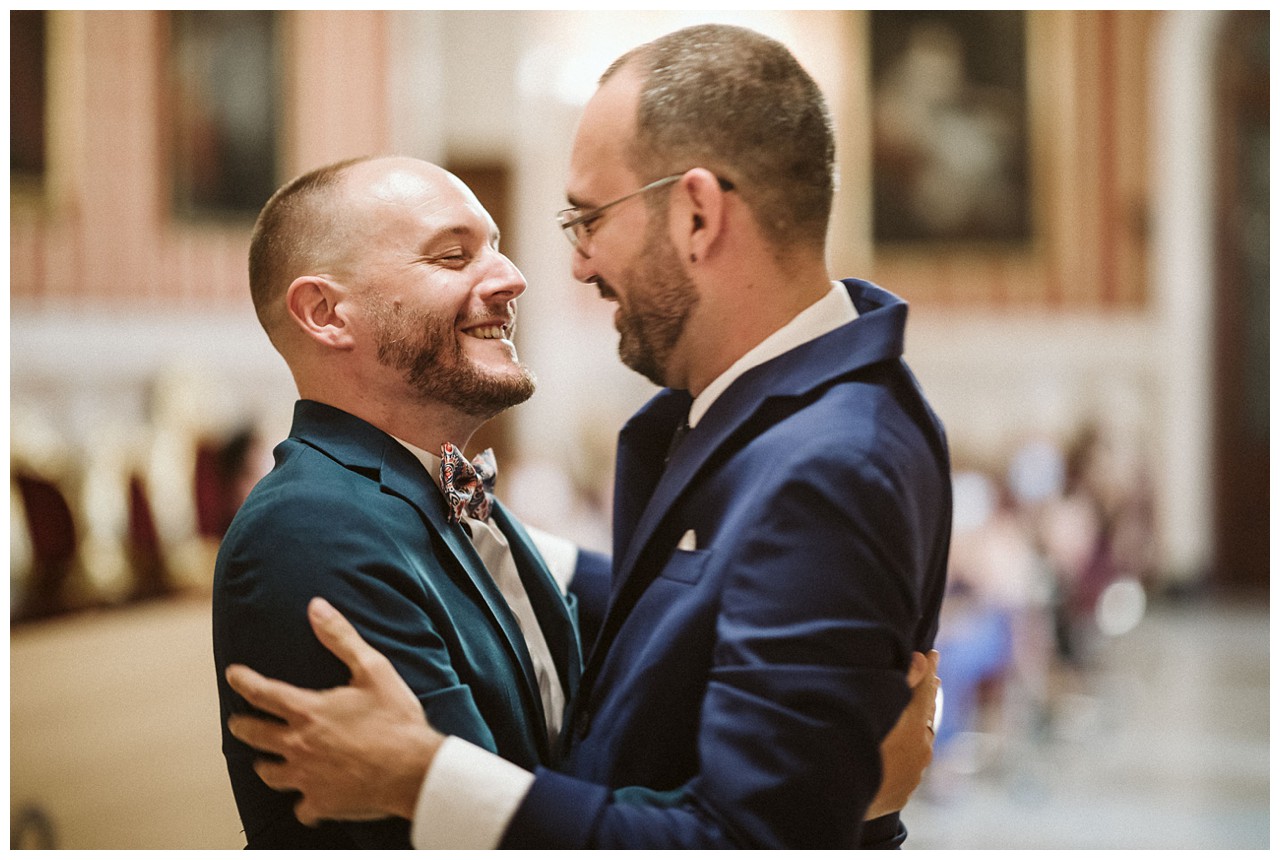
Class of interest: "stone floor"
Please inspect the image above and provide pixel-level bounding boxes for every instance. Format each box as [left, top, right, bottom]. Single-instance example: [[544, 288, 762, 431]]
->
[[901, 598, 1270, 850], [11, 594, 1268, 849]]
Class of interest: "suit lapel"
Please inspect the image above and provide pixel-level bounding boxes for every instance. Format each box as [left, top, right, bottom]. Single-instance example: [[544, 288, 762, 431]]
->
[[593, 281, 910, 674], [377, 448, 549, 732], [613, 409, 725, 582], [611, 389, 692, 570], [288, 401, 547, 748], [492, 502, 582, 706]]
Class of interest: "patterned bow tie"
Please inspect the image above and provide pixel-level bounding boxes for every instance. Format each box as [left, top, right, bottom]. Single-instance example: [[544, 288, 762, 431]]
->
[[440, 443, 497, 523]]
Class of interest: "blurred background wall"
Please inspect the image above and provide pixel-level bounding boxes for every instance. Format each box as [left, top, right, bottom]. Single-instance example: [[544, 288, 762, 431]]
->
[[9, 9, 1268, 850]]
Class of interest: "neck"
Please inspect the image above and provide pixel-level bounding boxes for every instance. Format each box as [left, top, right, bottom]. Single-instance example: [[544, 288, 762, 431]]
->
[[679, 258, 832, 397], [296, 377, 484, 454]]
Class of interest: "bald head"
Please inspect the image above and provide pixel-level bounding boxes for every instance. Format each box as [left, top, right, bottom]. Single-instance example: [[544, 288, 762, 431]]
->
[[249, 155, 484, 346]]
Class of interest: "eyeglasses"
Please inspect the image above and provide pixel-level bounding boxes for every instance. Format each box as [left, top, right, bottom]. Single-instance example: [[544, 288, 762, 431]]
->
[[557, 172, 735, 256]]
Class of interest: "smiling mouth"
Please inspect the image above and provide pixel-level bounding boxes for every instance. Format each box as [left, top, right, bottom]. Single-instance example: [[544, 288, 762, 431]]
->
[[464, 324, 509, 340]]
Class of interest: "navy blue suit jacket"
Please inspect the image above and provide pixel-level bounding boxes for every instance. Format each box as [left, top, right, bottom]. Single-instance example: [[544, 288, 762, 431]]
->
[[212, 401, 581, 848], [504, 279, 951, 848]]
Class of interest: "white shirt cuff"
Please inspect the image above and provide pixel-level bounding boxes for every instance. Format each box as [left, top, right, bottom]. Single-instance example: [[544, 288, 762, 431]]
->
[[410, 735, 534, 849], [524, 525, 580, 595]]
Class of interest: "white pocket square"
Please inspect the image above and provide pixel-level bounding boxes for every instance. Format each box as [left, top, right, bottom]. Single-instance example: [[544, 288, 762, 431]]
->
[[677, 529, 698, 551]]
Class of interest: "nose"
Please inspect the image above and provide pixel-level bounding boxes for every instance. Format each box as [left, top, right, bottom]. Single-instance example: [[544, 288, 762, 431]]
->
[[478, 249, 527, 302], [570, 246, 598, 284]]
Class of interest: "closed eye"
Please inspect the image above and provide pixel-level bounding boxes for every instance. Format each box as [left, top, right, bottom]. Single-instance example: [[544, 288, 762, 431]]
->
[[424, 249, 470, 268]]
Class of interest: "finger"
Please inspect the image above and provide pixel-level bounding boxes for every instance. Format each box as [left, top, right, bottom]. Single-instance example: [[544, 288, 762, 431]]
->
[[909, 668, 936, 707], [254, 758, 300, 793], [307, 597, 392, 684], [906, 651, 929, 687], [226, 664, 312, 720], [227, 714, 291, 756], [927, 649, 941, 675], [295, 799, 322, 829]]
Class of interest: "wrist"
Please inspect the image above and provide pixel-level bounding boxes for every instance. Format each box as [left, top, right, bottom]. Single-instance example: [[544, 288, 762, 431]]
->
[[388, 725, 444, 820]]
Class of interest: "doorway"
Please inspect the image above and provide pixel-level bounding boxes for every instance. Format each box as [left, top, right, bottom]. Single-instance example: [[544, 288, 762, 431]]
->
[[1211, 10, 1269, 594]]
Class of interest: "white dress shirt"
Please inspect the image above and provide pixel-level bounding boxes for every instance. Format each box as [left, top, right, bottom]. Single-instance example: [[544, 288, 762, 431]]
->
[[408, 282, 858, 849]]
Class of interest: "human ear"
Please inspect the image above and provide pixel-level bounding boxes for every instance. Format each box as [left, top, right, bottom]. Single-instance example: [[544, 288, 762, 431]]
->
[[285, 275, 355, 350], [675, 169, 726, 264]]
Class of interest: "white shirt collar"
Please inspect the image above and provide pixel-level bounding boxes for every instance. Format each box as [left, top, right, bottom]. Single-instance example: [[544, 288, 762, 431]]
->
[[688, 281, 857, 428], [393, 436, 445, 491]]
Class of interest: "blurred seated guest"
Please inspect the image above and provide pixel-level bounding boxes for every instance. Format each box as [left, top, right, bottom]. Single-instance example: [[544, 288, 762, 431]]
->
[[933, 589, 1013, 752], [933, 472, 1013, 752], [1039, 424, 1150, 666], [933, 469, 1055, 760], [11, 410, 85, 621]]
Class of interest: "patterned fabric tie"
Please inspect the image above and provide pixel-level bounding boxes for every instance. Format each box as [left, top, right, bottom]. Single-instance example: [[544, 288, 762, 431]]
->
[[440, 443, 497, 523]]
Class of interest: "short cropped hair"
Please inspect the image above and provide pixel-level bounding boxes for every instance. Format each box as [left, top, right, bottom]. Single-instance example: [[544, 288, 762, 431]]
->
[[247, 156, 372, 340], [602, 24, 836, 254]]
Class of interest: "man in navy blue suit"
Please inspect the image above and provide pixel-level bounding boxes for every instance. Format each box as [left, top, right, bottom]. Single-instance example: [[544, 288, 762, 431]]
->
[[227, 23, 949, 848]]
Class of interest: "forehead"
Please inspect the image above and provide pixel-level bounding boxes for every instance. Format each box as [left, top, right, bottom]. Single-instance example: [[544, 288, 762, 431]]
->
[[567, 69, 644, 204], [345, 159, 495, 236]]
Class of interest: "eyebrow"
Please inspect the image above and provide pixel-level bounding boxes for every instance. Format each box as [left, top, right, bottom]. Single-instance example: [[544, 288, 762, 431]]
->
[[564, 192, 592, 211], [416, 223, 502, 255]]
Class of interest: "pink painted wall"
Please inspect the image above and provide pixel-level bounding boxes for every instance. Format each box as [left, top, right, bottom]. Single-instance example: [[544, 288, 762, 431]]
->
[[11, 11, 392, 310]]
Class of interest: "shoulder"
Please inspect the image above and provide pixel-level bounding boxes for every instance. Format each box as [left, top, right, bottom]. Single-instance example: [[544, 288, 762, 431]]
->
[[716, 375, 944, 531], [231, 441, 391, 532], [752, 375, 925, 472], [216, 445, 418, 590]]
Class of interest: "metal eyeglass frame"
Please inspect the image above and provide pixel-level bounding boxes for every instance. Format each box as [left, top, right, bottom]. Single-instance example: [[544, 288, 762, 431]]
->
[[556, 172, 735, 255]]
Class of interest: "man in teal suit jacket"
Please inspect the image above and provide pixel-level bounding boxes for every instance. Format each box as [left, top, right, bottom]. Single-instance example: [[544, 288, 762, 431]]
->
[[211, 155, 585, 847]]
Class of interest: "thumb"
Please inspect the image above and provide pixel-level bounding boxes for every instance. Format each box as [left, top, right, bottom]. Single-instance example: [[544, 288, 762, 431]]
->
[[307, 596, 389, 684]]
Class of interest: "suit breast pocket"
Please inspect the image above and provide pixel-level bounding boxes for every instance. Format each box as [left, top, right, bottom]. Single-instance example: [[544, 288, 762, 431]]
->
[[659, 548, 712, 585]]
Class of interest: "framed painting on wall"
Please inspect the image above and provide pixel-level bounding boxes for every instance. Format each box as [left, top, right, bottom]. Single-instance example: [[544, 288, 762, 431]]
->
[[167, 10, 280, 219], [869, 10, 1032, 247]]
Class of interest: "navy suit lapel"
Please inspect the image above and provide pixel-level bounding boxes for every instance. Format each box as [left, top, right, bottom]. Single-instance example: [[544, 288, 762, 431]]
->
[[598, 281, 909, 667], [611, 389, 692, 570]]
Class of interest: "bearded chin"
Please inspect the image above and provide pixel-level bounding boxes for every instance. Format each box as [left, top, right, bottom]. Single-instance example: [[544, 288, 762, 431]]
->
[[618, 322, 668, 388], [376, 313, 536, 418], [450, 365, 537, 418], [404, 345, 537, 418]]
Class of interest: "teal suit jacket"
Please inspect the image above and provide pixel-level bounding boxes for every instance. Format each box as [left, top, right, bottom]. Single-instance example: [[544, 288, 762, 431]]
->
[[212, 400, 581, 848]]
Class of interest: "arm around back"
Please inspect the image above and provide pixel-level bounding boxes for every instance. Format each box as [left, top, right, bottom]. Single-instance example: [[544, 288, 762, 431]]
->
[[504, 442, 933, 848], [212, 450, 496, 848], [567, 547, 612, 649]]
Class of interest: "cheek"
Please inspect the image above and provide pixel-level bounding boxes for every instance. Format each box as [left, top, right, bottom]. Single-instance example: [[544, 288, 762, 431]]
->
[[412, 293, 463, 332]]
